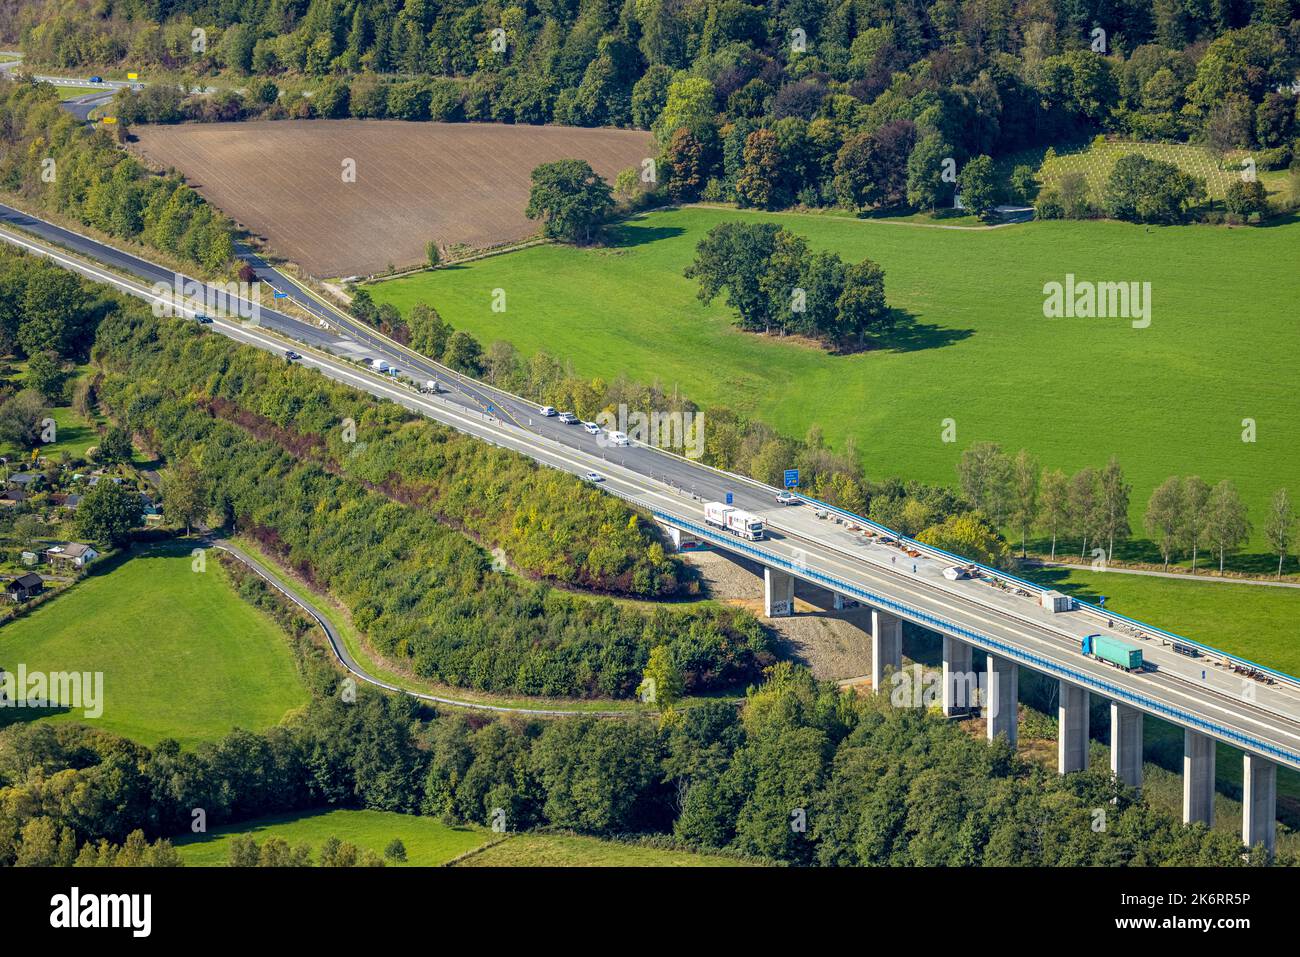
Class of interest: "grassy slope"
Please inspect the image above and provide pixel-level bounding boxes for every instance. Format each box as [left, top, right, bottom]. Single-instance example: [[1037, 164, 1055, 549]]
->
[[0, 364, 102, 462], [453, 832, 756, 867], [175, 809, 493, 866], [1031, 139, 1299, 205], [1023, 566, 1300, 675], [0, 544, 309, 746], [175, 808, 752, 866], [0, 405, 98, 465], [370, 208, 1300, 560]]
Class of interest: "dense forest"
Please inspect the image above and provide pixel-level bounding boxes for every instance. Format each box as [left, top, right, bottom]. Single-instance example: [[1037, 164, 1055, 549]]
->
[[11, 0, 1300, 214], [0, 661, 1283, 866]]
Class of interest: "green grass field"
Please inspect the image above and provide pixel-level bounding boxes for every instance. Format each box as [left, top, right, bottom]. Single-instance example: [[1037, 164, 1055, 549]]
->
[[1029, 138, 1298, 205], [370, 207, 1300, 559], [0, 363, 103, 462], [175, 808, 493, 866], [1023, 566, 1300, 675], [174, 808, 752, 866], [0, 544, 309, 746], [452, 831, 756, 866], [47, 84, 99, 100], [0, 404, 100, 463]]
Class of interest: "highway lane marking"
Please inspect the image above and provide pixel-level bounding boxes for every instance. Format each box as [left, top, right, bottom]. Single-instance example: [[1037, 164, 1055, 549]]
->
[[763, 528, 1300, 747]]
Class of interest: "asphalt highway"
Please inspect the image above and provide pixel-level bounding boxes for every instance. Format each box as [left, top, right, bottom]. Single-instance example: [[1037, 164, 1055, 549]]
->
[[3, 206, 1299, 769]]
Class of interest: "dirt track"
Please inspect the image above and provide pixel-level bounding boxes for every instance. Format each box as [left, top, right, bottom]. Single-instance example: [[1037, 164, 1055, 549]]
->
[[130, 119, 654, 277], [683, 550, 875, 682]]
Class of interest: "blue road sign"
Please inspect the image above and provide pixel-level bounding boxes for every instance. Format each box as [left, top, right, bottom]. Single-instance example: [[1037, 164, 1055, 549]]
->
[[1098, 596, 1107, 607], [783, 469, 800, 489], [273, 290, 288, 299], [725, 492, 733, 505]]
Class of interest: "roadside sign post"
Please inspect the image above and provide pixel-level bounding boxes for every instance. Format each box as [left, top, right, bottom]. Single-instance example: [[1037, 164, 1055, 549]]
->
[[784, 469, 800, 489]]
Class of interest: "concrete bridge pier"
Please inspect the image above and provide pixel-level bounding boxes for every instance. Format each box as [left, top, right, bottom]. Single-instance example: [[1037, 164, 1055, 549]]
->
[[870, 608, 902, 693], [657, 523, 700, 551], [985, 654, 1018, 746], [832, 593, 859, 610], [1109, 703, 1144, 790], [942, 635, 974, 717], [1242, 753, 1276, 855], [1058, 680, 1090, 773], [763, 567, 795, 618], [1182, 730, 1216, 826]]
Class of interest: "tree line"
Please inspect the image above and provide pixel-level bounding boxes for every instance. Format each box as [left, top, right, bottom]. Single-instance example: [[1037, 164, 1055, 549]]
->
[[20, 2, 1298, 223], [0, 661, 1282, 867], [956, 441, 1282, 575]]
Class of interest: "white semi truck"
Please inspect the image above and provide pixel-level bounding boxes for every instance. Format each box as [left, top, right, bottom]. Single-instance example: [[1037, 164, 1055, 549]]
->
[[704, 501, 766, 541]]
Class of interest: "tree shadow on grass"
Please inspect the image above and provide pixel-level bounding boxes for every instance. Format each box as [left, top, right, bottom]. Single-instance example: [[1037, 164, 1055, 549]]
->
[[1255, 209, 1300, 228], [603, 219, 686, 249], [0, 705, 73, 729], [867, 309, 974, 354]]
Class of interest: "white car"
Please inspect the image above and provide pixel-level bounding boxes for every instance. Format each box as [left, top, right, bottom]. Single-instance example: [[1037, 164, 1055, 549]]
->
[[775, 491, 799, 505], [540, 406, 557, 417], [558, 412, 578, 424], [582, 471, 604, 483], [582, 422, 601, 435]]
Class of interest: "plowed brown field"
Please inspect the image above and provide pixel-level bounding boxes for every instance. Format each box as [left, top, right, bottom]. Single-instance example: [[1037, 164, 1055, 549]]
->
[[130, 119, 654, 277]]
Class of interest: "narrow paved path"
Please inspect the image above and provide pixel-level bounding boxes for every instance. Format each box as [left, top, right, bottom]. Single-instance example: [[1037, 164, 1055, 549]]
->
[[1023, 559, 1300, 589], [207, 538, 637, 717]]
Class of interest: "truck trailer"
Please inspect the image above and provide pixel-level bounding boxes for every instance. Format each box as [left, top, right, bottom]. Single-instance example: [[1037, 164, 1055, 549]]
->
[[704, 502, 766, 541], [1082, 633, 1143, 671]]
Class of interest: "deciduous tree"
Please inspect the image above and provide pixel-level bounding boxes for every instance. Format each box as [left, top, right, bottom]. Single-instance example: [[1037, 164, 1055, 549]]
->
[[1144, 476, 1185, 570], [525, 160, 614, 245], [1265, 487, 1295, 578]]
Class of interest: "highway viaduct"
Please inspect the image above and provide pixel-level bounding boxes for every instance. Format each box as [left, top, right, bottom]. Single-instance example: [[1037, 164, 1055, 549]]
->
[[659, 508, 1287, 855], [0, 204, 1295, 856]]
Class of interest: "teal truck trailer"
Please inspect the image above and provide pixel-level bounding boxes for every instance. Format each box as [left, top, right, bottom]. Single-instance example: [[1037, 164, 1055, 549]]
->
[[1081, 633, 1143, 672]]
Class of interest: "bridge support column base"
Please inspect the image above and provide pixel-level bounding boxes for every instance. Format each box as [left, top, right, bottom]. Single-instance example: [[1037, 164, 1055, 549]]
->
[[1058, 680, 1090, 773], [1110, 703, 1144, 791], [985, 654, 1018, 746], [1183, 730, 1216, 826], [1242, 754, 1276, 855], [763, 567, 795, 618], [657, 523, 701, 552], [832, 593, 859, 610], [942, 635, 973, 717], [870, 608, 902, 694]]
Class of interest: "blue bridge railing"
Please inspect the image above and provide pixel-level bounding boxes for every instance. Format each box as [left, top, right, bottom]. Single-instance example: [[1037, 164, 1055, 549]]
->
[[655, 507, 1300, 770], [789, 492, 1300, 688]]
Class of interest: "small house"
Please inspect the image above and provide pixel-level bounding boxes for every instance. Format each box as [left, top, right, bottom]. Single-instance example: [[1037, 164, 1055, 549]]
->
[[45, 543, 100, 568], [7, 472, 41, 490], [5, 573, 43, 603]]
